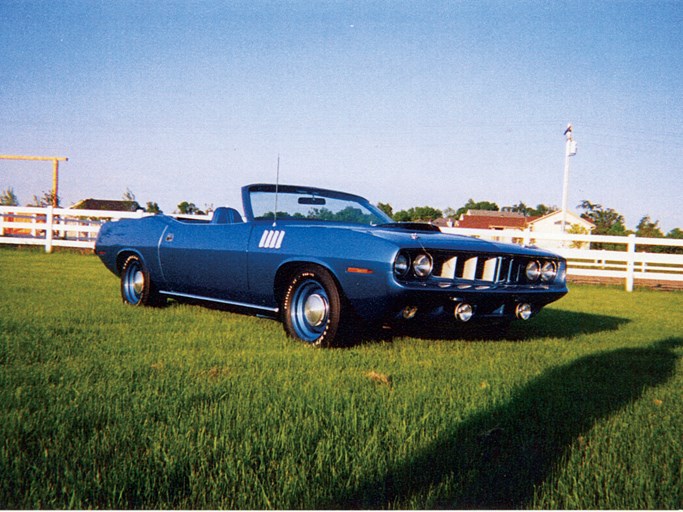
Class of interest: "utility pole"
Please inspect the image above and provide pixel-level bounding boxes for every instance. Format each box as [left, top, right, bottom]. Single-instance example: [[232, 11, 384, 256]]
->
[[0, 154, 68, 207], [560, 124, 577, 232]]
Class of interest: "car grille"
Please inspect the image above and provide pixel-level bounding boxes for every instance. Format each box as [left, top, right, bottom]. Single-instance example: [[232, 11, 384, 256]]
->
[[431, 251, 536, 285]]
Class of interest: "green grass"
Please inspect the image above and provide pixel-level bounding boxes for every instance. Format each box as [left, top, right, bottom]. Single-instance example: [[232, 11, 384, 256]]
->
[[1, 247, 681, 509]]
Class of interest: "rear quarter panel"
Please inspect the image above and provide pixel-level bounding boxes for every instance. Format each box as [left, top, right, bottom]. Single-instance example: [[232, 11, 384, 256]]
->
[[95, 216, 170, 284]]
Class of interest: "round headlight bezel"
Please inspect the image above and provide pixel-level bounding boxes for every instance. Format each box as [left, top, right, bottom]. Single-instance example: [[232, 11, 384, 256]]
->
[[412, 253, 433, 278], [454, 302, 474, 322], [540, 260, 558, 283], [393, 252, 410, 277], [525, 260, 541, 282]]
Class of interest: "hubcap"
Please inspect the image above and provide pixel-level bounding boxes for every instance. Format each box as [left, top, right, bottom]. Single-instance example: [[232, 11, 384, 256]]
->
[[123, 261, 144, 304], [304, 293, 328, 327], [132, 270, 144, 296], [291, 279, 331, 342]]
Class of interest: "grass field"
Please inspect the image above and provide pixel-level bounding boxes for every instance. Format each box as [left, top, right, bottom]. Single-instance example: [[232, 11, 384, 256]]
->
[[1, 247, 681, 509]]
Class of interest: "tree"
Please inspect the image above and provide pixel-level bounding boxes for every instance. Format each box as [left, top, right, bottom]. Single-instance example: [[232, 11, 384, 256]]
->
[[567, 223, 590, 249], [666, 228, 683, 254], [393, 209, 412, 222], [667, 227, 683, 240], [442, 207, 456, 219], [577, 200, 628, 236], [577, 200, 630, 251], [122, 188, 136, 202], [1, 187, 19, 206], [635, 216, 664, 239], [122, 188, 139, 211], [510, 201, 532, 216], [455, 199, 499, 218], [28, 191, 60, 207], [635, 216, 666, 253], [377, 202, 393, 218], [411, 206, 442, 222], [145, 202, 162, 214], [393, 206, 443, 222], [176, 201, 204, 215], [530, 204, 557, 217]]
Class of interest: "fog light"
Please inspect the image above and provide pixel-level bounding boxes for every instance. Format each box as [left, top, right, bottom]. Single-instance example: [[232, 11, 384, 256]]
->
[[454, 303, 474, 322], [402, 306, 418, 320], [515, 303, 533, 320]]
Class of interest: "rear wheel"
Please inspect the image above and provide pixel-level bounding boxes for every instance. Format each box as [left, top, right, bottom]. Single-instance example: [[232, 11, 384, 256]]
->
[[282, 266, 344, 347], [120, 255, 164, 307]]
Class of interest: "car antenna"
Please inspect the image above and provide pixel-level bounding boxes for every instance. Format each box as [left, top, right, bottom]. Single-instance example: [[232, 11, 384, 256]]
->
[[273, 154, 280, 227]]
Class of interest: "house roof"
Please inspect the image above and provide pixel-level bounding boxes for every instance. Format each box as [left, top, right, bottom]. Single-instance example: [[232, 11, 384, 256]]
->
[[451, 208, 596, 231], [455, 210, 538, 229], [528, 210, 595, 230], [70, 199, 142, 212], [432, 218, 453, 227]]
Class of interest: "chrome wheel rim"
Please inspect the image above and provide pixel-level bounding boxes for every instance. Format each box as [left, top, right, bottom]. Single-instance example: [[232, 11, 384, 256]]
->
[[291, 280, 329, 342], [123, 261, 144, 305]]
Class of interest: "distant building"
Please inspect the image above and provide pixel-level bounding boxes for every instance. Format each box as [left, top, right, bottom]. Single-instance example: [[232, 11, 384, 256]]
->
[[454, 210, 533, 230], [527, 211, 595, 249], [440, 209, 595, 250], [528, 210, 594, 233], [70, 199, 143, 212]]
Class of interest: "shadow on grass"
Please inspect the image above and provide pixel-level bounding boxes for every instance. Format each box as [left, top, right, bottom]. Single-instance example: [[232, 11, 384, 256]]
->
[[506, 308, 630, 341], [322, 337, 681, 509], [384, 308, 629, 344]]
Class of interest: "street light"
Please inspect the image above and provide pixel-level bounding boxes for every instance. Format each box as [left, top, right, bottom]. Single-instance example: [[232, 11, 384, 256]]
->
[[560, 124, 577, 233]]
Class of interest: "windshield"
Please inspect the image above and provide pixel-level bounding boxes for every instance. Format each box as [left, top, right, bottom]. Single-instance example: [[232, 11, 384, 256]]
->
[[247, 186, 391, 226]]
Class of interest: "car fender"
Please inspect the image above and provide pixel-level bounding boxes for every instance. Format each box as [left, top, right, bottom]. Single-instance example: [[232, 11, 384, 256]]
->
[[247, 222, 398, 320]]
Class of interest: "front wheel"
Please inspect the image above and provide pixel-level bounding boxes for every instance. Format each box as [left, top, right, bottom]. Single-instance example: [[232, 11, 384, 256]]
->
[[282, 266, 344, 347], [120, 255, 164, 307]]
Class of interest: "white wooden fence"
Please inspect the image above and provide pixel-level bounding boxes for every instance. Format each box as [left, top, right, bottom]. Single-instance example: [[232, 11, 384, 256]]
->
[[440, 227, 683, 292], [1, 206, 682, 292], [0, 206, 210, 252]]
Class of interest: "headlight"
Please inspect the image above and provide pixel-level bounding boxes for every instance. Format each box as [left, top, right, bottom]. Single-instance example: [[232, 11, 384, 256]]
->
[[525, 260, 541, 282], [393, 252, 410, 277], [413, 253, 433, 277], [541, 261, 558, 282], [557, 260, 567, 283]]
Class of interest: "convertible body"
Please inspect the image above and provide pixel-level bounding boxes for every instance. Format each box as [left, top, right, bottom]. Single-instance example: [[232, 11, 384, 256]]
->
[[95, 184, 568, 346]]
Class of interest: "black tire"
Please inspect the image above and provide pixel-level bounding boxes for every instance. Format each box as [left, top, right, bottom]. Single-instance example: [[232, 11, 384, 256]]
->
[[282, 266, 344, 347], [120, 255, 165, 307]]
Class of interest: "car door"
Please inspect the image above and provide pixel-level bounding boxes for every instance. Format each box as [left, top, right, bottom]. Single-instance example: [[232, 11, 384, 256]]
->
[[158, 221, 252, 302]]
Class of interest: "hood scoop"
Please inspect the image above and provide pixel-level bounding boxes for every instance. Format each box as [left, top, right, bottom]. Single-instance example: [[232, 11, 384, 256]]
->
[[376, 222, 441, 232]]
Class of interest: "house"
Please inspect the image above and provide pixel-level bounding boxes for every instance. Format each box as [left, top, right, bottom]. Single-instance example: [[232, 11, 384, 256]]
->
[[442, 209, 595, 250], [70, 198, 143, 212], [67, 199, 144, 241], [454, 210, 534, 230], [528, 210, 595, 249]]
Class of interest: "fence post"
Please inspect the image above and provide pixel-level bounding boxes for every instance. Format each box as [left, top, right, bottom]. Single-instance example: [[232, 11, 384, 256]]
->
[[625, 233, 636, 292], [45, 206, 54, 253]]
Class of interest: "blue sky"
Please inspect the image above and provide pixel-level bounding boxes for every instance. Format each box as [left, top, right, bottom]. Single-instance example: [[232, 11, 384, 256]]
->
[[1, 1, 681, 231]]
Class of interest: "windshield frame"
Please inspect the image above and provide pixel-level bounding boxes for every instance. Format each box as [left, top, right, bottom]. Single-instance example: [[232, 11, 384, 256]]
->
[[241, 183, 393, 225]]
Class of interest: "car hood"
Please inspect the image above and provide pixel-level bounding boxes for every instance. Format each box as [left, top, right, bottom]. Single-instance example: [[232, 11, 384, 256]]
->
[[366, 225, 562, 259]]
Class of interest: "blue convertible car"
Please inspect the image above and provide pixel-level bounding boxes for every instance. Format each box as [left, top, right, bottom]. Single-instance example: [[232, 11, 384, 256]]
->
[[95, 184, 568, 346]]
